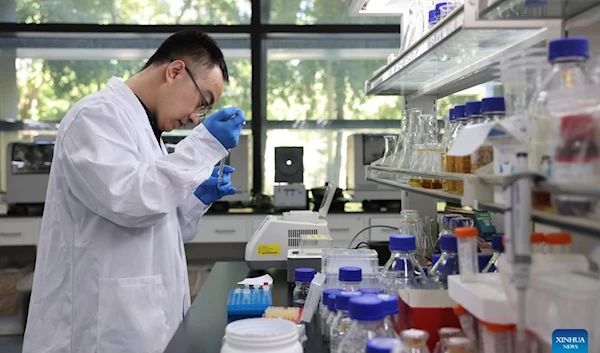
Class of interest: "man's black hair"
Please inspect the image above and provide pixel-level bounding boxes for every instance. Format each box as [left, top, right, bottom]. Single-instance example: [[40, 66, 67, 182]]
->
[[143, 29, 229, 82]]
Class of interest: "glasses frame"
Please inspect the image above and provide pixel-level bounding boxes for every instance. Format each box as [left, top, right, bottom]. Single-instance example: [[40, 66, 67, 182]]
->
[[171, 58, 212, 119]]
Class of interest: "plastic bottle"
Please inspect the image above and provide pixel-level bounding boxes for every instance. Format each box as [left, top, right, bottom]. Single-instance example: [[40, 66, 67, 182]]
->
[[366, 337, 405, 353], [325, 294, 338, 343], [221, 317, 303, 353], [477, 253, 493, 273], [293, 267, 315, 307], [454, 227, 478, 282], [481, 97, 513, 204], [380, 234, 428, 293], [339, 266, 362, 291], [377, 294, 400, 336], [338, 296, 396, 353], [428, 9, 437, 29], [330, 291, 362, 352], [544, 232, 572, 253], [433, 327, 463, 353], [321, 288, 342, 336], [425, 254, 441, 278], [435, 2, 447, 21], [359, 287, 385, 295], [482, 234, 504, 273], [400, 329, 430, 353], [438, 214, 462, 238], [429, 234, 459, 289], [530, 37, 596, 214], [466, 101, 493, 173]]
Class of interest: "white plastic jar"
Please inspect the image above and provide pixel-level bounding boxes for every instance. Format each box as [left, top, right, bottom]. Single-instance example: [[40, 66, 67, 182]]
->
[[221, 318, 303, 353]]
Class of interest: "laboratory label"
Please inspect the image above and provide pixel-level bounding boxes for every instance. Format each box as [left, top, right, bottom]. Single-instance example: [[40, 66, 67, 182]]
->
[[257, 244, 281, 256]]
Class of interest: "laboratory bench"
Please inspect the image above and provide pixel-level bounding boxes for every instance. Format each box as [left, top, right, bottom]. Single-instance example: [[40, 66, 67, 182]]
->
[[163, 261, 325, 353]]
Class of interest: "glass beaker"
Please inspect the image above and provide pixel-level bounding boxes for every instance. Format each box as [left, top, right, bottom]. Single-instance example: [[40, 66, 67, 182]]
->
[[409, 114, 441, 188], [398, 210, 431, 265], [377, 135, 399, 179], [394, 109, 420, 184]]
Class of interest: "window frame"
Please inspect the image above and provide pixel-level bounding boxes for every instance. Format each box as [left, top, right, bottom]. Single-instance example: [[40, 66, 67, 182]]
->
[[0, 0, 401, 195]]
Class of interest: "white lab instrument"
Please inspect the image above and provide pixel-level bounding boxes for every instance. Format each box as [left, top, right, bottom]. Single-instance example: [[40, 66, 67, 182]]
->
[[286, 234, 334, 282], [274, 183, 308, 210], [245, 183, 337, 270], [23, 77, 228, 353], [6, 141, 54, 205]]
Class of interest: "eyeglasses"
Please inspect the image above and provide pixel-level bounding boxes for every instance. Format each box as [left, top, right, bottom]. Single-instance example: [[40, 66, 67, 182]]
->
[[171, 59, 212, 119]]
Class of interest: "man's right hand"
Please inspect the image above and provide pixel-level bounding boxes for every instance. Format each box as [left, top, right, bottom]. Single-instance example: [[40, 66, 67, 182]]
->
[[202, 107, 246, 149]]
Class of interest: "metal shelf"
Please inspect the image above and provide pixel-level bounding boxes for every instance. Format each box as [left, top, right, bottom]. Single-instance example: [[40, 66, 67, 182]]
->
[[365, 168, 505, 212], [366, 166, 600, 237], [478, 0, 600, 20], [365, 3, 557, 97]]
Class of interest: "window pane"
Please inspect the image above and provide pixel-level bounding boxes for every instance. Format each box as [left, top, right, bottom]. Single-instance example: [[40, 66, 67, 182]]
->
[[267, 57, 402, 120], [16, 58, 252, 121], [263, 0, 399, 24], [263, 128, 398, 195], [14, 0, 251, 24]]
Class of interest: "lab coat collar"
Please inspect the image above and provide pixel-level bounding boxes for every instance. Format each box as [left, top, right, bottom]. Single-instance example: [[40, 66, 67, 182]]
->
[[106, 77, 167, 156], [106, 77, 153, 134]]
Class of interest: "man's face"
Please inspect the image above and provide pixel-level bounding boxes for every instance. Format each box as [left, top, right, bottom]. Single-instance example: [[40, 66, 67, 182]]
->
[[156, 60, 224, 132]]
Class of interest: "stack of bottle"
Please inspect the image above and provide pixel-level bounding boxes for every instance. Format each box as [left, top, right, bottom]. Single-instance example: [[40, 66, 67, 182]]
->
[[442, 96, 506, 196]]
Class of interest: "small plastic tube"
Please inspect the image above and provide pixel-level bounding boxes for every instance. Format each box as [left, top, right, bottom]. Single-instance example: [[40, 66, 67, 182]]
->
[[479, 322, 516, 353], [530, 232, 545, 253], [544, 232, 572, 254], [453, 305, 477, 344], [455, 227, 479, 282]]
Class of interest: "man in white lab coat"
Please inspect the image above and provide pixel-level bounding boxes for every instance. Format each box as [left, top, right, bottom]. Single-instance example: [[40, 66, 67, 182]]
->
[[22, 29, 246, 353]]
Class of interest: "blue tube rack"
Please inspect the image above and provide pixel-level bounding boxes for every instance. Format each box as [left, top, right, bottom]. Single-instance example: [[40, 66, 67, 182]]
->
[[226, 288, 273, 323]]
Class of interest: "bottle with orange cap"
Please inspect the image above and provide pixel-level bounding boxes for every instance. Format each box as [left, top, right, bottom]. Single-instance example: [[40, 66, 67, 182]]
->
[[530, 232, 545, 254], [454, 227, 479, 283], [544, 232, 572, 254], [478, 322, 516, 353]]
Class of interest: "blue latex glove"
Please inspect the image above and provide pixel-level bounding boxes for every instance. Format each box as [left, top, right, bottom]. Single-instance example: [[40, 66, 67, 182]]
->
[[194, 165, 237, 204], [202, 107, 246, 149]]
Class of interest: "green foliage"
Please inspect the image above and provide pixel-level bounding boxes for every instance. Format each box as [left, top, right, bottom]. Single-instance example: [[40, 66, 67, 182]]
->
[[14, 0, 402, 192], [16, 0, 251, 24]]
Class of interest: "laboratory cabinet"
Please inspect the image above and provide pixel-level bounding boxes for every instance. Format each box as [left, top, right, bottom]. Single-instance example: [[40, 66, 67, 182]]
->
[[0, 214, 401, 247], [0, 218, 39, 246]]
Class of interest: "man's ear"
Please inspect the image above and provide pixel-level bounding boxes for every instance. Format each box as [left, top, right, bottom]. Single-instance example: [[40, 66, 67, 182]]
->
[[165, 60, 185, 83]]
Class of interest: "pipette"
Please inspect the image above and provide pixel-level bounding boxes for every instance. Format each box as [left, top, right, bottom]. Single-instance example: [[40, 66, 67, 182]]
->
[[505, 152, 532, 344], [216, 113, 238, 186], [217, 155, 228, 185]]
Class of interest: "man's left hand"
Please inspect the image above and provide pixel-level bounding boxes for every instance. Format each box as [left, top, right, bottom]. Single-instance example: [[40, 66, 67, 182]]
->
[[194, 165, 237, 205]]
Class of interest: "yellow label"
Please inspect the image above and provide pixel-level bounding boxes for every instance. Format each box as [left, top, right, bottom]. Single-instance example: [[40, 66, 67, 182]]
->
[[306, 234, 327, 240], [257, 244, 281, 256]]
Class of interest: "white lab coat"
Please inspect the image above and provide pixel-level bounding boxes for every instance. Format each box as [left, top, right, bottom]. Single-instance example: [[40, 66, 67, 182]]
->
[[22, 77, 228, 353]]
